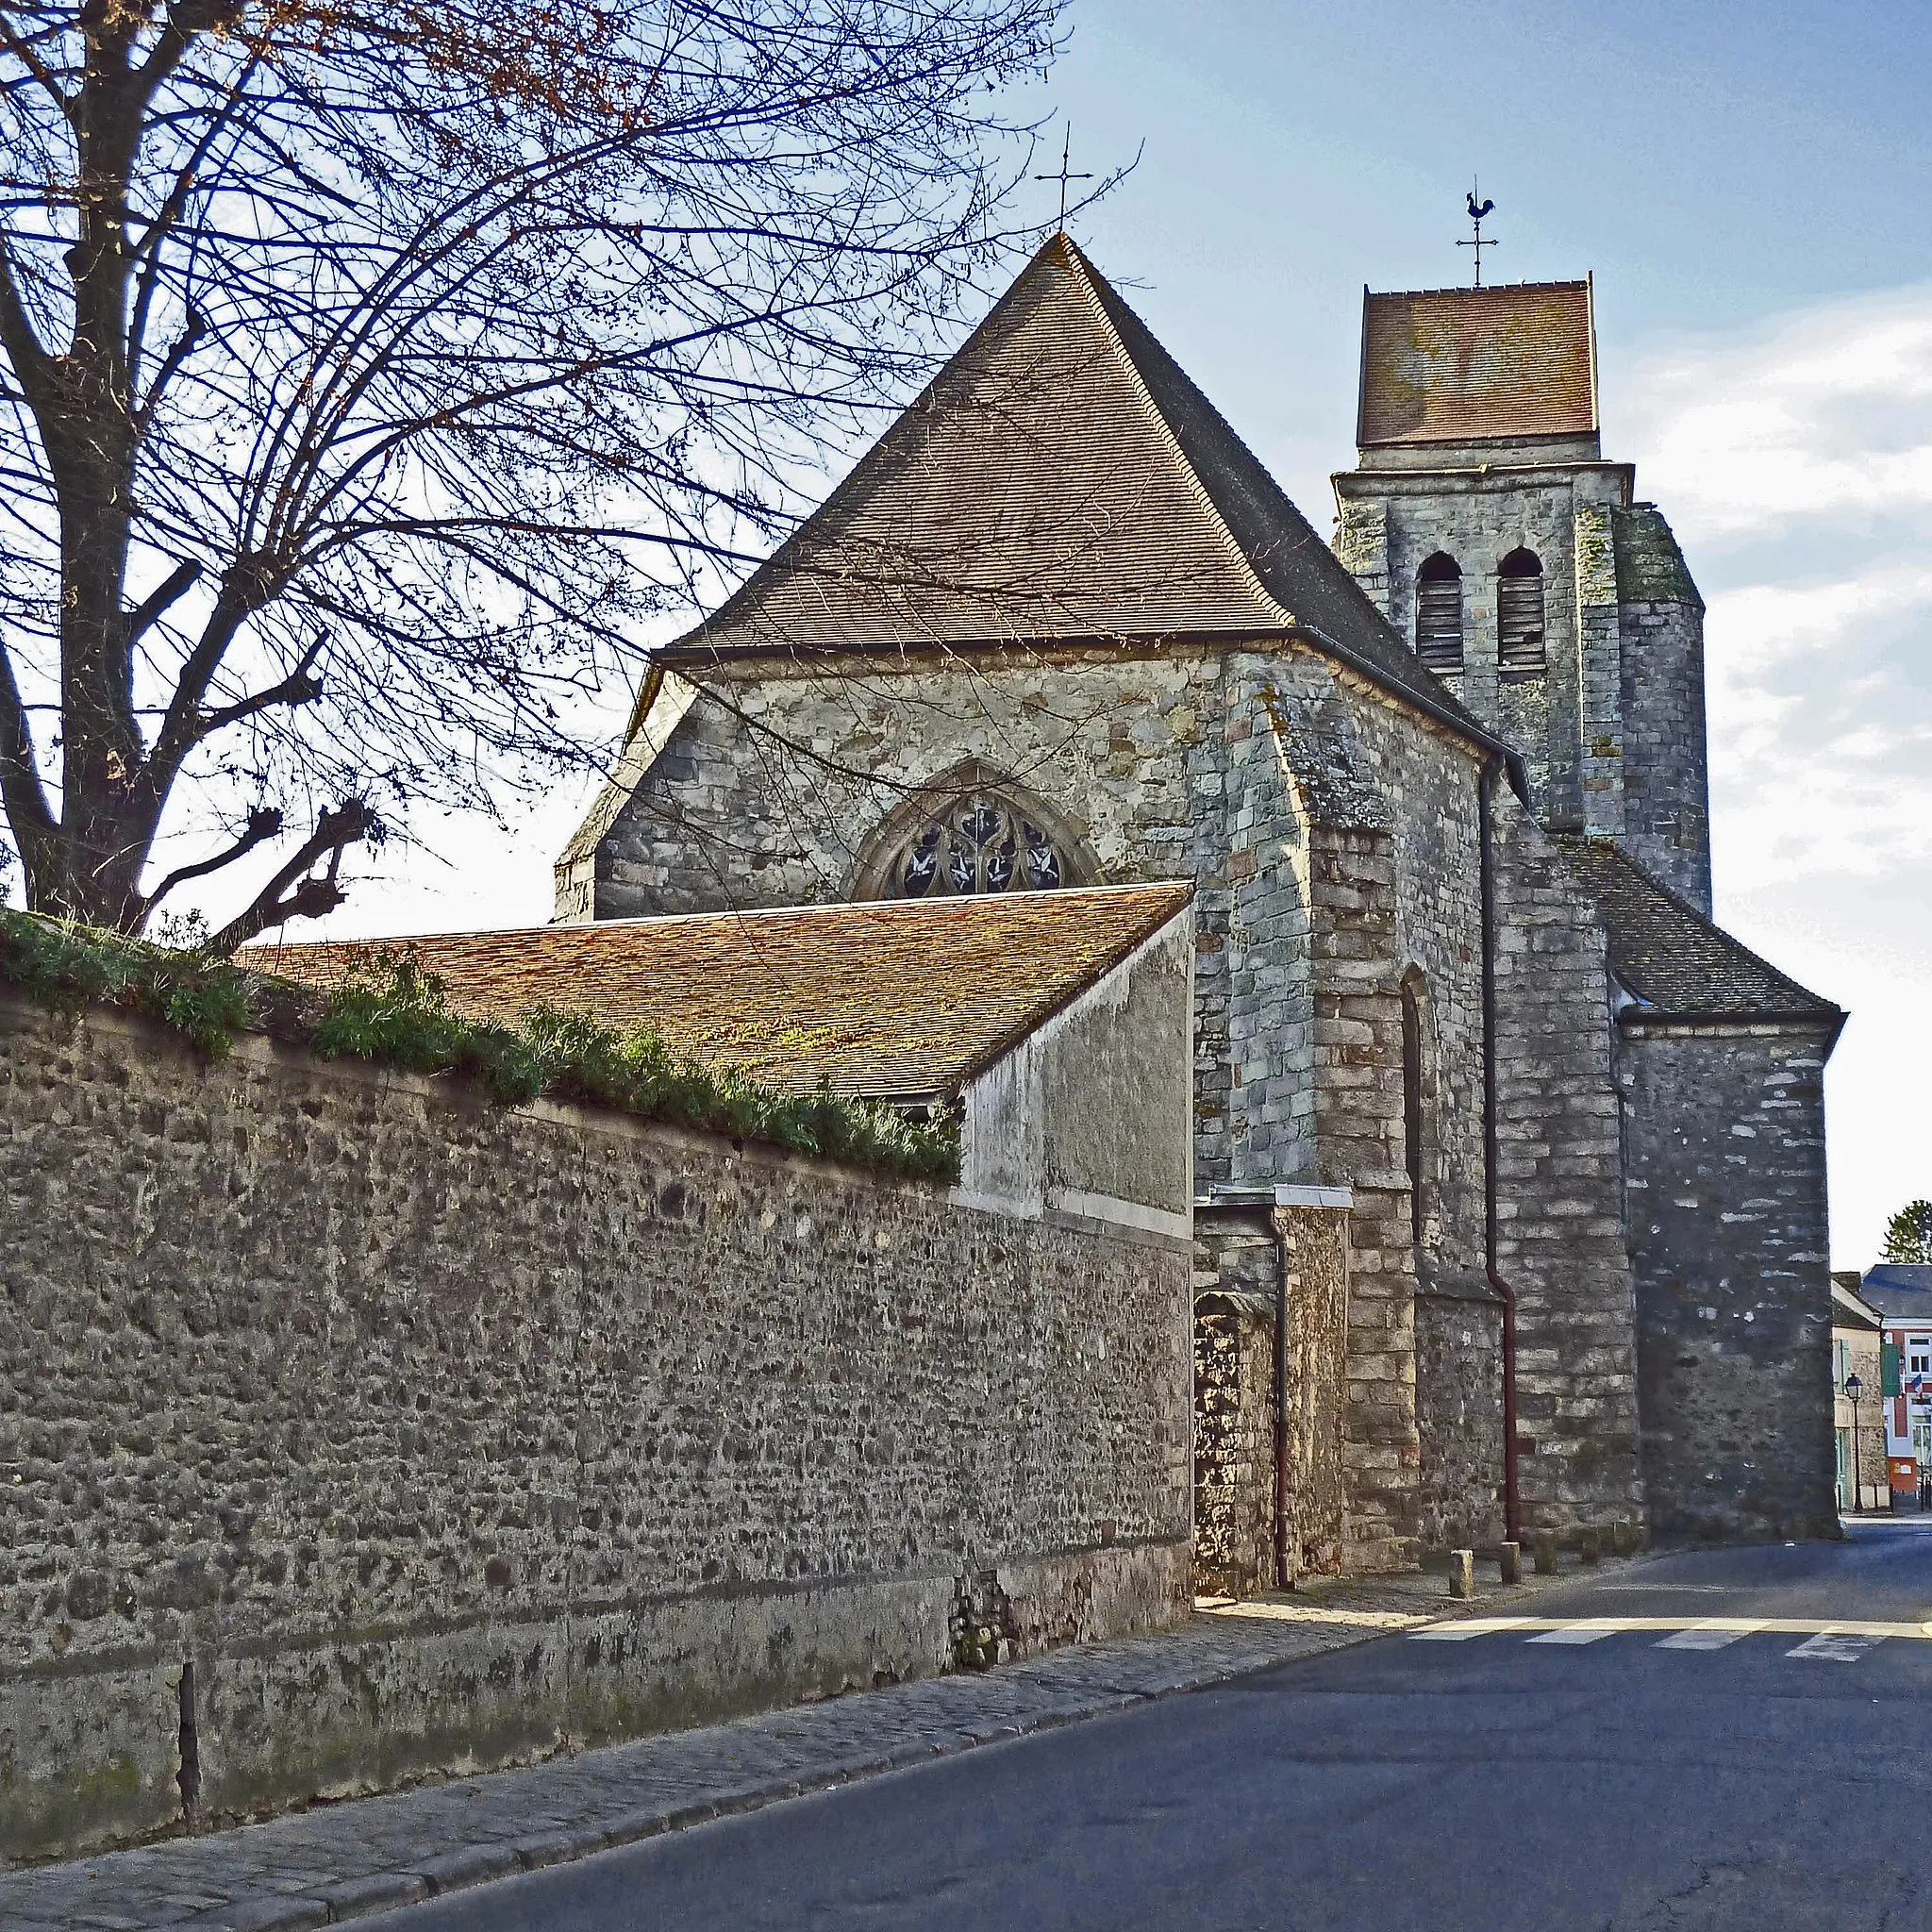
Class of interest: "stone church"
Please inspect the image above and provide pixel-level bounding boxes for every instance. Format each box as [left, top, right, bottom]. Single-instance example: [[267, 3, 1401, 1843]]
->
[[557, 236, 1845, 1574]]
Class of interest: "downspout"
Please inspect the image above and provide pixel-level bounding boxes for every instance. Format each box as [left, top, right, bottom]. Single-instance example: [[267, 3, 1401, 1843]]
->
[[1274, 1225, 1291, 1589], [1479, 758, 1524, 1544]]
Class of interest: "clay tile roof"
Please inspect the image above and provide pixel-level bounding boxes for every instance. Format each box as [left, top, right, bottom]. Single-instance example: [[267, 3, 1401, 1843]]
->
[[1358, 281, 1596, 446], [662, 234, 1480, 742], [246, 883, 1193, 1100], [1553, 838, 1840, 1025]]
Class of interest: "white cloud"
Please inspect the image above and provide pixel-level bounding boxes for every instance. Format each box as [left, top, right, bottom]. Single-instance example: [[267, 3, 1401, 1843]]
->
[[1626, 286, 1932, 533], [1624, 287, 1932, 1264]]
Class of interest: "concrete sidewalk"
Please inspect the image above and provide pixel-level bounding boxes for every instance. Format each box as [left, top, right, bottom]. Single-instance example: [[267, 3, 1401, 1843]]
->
[[2, 1556, 1630, 1931]]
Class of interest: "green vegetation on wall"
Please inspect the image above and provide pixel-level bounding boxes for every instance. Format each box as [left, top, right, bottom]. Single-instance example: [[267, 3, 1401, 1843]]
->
[[0, 910, 958, 1183]]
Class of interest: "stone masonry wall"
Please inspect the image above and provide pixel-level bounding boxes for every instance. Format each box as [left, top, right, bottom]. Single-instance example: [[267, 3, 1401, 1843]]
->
[[1622, 1019, 1839, 1541], [1618, 598, 1712, 915], [1191, 1292, 1274, 1599], [1491, 799, 1647, 1535], [0, 997, 1191, 1862], [1415, 1286, 1507, 1551], [1191, 1199, 1351, 1596]]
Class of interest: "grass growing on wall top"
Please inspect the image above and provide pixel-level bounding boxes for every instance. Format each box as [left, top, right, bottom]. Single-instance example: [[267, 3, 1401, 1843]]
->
[[0, 909, 959, 1183]]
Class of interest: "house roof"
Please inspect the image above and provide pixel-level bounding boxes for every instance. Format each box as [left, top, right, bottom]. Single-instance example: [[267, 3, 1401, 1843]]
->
[[660, 233, 1483, 744], [1553, 838, 1841, 1025], [1859, 1266, 1932, 1321], [1832, 1278, 1885, 1332], [1357, 281, 1597, 447], [246, 883, 1193, 1101]]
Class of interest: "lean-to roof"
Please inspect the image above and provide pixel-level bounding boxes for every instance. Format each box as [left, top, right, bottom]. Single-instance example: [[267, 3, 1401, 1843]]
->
[[1555, 838, 1840, 1026], [248, 883, 1192, 1101]]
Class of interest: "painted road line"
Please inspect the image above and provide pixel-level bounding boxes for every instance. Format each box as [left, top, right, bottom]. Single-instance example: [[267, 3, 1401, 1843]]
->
[[1407, 1617, 1540, 1641], [1525, 1623, 1623, 1645], [1407, 1615, 1932, 1641], [1786, 1630, 1889, 1663], [1656, 1622, 1763, 1651]]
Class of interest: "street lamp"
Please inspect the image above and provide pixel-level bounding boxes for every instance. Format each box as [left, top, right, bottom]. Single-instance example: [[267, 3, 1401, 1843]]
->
[[1845, 1373, 1865, 1514]]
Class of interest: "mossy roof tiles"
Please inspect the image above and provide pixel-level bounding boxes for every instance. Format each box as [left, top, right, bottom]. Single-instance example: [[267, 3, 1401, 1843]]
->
[[1554, 838, 1840, 1024], [1358, 281, 1596, 446], [248, 882, 1193, 1100]]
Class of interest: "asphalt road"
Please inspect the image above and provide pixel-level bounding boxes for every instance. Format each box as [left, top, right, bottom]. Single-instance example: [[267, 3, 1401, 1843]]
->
[[377, 1520, 1932, 1931]]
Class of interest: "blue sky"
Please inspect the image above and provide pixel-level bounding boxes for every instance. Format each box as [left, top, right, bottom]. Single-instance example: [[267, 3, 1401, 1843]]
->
[[284, 1, 1932, 1265]]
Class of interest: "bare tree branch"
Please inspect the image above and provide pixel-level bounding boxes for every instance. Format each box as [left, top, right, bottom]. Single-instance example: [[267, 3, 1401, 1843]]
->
[[207, 797, 375, 954], [137, 800, 280, 923], [0, 0, 1074, 937]]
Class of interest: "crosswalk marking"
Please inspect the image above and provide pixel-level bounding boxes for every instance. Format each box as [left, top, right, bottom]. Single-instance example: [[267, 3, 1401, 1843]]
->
[[1786, 1630, 1888, 1663], [1656, 1622, 1761, 1651], [1525, 1624, 1621, 1645], [1407, 1617, 1538, 1641]]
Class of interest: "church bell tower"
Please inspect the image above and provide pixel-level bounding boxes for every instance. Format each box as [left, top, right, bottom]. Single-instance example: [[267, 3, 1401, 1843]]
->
[[1330, 276, 1712, 913]]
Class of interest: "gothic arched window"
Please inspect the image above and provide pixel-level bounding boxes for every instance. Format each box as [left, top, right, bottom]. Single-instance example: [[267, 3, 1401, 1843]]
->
[[1497, 548, 1546, 674], [880, 789, 1071, 899], [1415, 554, 1464, 674]]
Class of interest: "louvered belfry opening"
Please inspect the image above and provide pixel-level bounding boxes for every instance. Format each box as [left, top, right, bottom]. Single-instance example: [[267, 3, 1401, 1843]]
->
[[1414, 553, 1464, 674], [1497, 548, 1547, 673]]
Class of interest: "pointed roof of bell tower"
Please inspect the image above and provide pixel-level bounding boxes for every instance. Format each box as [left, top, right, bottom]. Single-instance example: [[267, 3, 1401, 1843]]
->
[[664, 234, 1470, 730]]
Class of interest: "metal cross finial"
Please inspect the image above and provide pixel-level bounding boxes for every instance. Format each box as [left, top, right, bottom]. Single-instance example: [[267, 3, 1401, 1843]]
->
[[1036, 125, 1094, 231], [1458, 179, 1497, 288]]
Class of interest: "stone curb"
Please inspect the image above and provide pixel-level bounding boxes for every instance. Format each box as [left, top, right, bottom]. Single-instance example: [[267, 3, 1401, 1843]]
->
[[10, 1556, 1642, 1930]]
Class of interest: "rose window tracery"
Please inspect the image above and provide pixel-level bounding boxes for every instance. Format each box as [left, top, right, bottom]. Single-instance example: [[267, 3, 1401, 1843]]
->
[[884, 791, 1068, 898]]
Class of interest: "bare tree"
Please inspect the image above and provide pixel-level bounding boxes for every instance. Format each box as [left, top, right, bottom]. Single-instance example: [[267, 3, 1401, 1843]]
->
[[0, 0, 1063, 946]]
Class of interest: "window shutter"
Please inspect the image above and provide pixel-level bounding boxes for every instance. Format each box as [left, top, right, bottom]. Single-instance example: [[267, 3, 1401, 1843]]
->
[[1414, 557, 1463, 674], [1884, 1340, 1903, 1397], [1497, 550, 1546, 673]]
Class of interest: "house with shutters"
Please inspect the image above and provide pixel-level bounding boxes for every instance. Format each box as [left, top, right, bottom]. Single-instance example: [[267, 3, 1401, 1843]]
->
[[1851, 1265, 1932, 1506]]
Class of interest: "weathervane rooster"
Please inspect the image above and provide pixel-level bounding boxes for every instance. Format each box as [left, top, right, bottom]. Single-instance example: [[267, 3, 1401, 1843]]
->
[[1459, 181, 1497, 288]]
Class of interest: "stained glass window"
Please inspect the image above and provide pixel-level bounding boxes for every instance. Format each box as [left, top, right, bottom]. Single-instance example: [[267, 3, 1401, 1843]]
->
[[883, 791, 1068, 898]]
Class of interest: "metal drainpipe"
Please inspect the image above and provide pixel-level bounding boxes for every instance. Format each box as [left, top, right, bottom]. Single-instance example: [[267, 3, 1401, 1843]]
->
[[1274, 1221, 1291, 1589], [1479, 758, 1524, 1545]]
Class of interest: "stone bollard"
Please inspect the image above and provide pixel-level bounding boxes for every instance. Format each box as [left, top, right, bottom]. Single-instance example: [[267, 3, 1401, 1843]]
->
[[1610, 1520, 1637, 1557], [1580, 1526, 1602, 1566], [1534, 1528, 1557, 1575], [1499, 1540, 1522, 1586], [1448, 1549, 1475, 1599]]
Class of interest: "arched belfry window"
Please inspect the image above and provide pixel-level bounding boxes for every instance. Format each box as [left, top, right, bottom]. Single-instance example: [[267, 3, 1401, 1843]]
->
[[865, 779, 1086, 900], [1497, 548, 1546, 674], [1415, 554, 1464, 674]]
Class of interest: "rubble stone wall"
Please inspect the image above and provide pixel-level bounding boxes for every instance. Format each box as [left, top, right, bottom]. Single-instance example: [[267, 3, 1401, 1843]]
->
[[0, 996, 1191, 1862], [1622, 1019, 1839, 1542]]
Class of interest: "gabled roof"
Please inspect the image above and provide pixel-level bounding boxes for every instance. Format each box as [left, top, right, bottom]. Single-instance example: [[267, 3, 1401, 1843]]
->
[[1832, 1278, 1884, 1331], [1358, 281, 1597, 447], [247, 883, 1192, 1101], [1554, 838, 1841, 1026], [662, 234, 1480, 741]]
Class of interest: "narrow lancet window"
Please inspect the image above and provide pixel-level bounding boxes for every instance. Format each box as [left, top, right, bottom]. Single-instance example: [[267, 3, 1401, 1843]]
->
[[1401, 978, 1426, 1246], [1497, 548, 1546, 673], [1415, 554, 1464, 674]]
